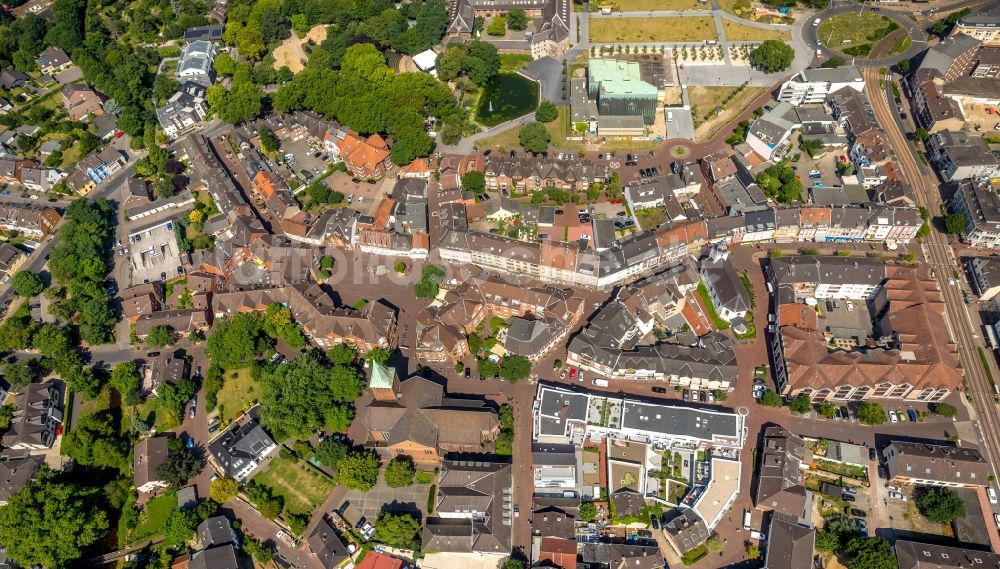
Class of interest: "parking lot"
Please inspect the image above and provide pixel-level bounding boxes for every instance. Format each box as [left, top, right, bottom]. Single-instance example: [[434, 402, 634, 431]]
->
[[128, 220, 183, 285], [277, 137, 332, 185], [341, 476, 429, 523], [324, 171, 390, 217]]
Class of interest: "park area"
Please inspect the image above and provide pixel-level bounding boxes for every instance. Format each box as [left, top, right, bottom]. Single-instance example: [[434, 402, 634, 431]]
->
[[475, 73, 539, 126], [251, 454, 337, 516], [817, 13, 899, 57], [272, 25, 328, 73], [589, 16, 718, 43], [688, 85, 764, 141], [722, 20, 790, 42]]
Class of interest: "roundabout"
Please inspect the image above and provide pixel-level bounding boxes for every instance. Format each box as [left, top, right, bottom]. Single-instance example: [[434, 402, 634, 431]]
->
[[805, 5, 928, 66]]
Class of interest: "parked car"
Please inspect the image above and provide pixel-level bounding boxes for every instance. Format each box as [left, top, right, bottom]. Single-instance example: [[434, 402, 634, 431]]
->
[[185, 437, 195, 449], [851, 508, 866, 518], [889, 491, 906, 501], [568, 369, 577, 381], [994, 513, 1000, 529], [651, 386, 667, 394], [464, 367, 471, 379], [840, 406, 850, 419], [682, 389, 690, 401], [842, 493, 856, 502], [189, 405, 196, 419], [869, 448, 877, 462], [906, 409, 918, 422], [843, 486, 857, 494], [208, 419, 220, 434], [990, 487, 998, 505], [889, 411, 899, 423]]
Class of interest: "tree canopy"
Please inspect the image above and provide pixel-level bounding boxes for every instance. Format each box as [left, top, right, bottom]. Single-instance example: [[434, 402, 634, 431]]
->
[[519, 122, 551, 154], [945, 213, 967, 236], [536, 100, 558, 123], [916, 487, 965, 524], [258, 353, 361, 440], [337, 450, 380, 491], [0, 480, 109, 569], [11, 271, 44, 297], [60, 411, 129, 472], [790, 395, 811, 415], [756, 163, 803, 204], [384, 455, 415, 487], [751, 40, 795, 72], [374, 511, 421, 549], [156, 448, 204, 488], [845, 537, 897, 569], [109, 362, 142, 405], [857, 401, 886, 425], [211, 477, 240, 503]]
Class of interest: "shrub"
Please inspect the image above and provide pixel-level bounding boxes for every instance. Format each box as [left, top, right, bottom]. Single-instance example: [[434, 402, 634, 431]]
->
[[681, 544, 708, 565]]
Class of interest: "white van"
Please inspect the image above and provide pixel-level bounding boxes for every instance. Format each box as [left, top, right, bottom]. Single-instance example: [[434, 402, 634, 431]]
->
[[743, 510, 752, 530], [667, 111, 674, 122], [593, 378, 609, 387], [813, 17, 821, 26]]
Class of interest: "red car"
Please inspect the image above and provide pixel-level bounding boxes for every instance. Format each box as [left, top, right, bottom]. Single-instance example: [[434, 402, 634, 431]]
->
[[568, 369, 577, 381]]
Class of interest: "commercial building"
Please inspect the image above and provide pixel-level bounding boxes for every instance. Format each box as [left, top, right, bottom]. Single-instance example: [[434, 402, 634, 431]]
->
[[908, 70, 966, 133], [533, 384, 745, 451], [754, 426, 813, 527], [883, 441, 989, 487], [587, 59, 659, 125], [445, 0, 569, 59], [925, 130, 1000, 182], [777, 66, 865, 105], [953, 3, 1000, 47], [768, 259, 963, 402], [949, 179, 1000, 248], [532, 443, 578, 493], [918, 33, 982, 82]]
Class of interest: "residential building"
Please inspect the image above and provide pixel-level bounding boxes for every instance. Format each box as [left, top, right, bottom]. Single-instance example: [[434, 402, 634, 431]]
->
[[699, 245, 751, 325], [184, 24, 224, 42], [207, 408, 277, 481], [968, 256, 1000, 300], [534, 384, 745, 451], [331, 132, 391, 179], [157, 82, 209, 140], [360, 373, 499, 466], [133, 436, 170, 494], [308, 518, 352, 569], [954, 3, 1000, 47], [61, 84, 103, 121], [445, 0, 569, 59], [188, 545, 240, 569], [483, 154, 607, 193], [883, 441, 989, 487], [768, 259, 962, 402], [0, 70, 28, 90], [71, 147, 128, 193], [532, 443, 578, 493], [661, 509, 709, 558], [423, 460, 512, 554], [754, 426, 813, 527], [0, 243, 27, 277], [908, 71, 966, 133], [0, 204, 61, 236], [134, 308, 211, 339], [763, 517, 815, 569], [212, 284, 397, 351], [624, 176, 687, 217], [949, 179, 1000, 248], [35, 47, 72, 74], [925, 130, 1000, 182], [0, 97, 12, 114], [0, 452, 42, 505], [356, 552, 405, 569], [531, 497, 578, 538], [918, 33, 982, 81], [777, 66, 864, 105], [745, 102, 801, 161], [579, 543, 665, 569], [176, 40, 218, 84], [147, 351, 189, 392], [895, 540, 1000, 569], [972, 46, 1000, 77], [2, 382, 63, 451], [198, 516, 238, 548]]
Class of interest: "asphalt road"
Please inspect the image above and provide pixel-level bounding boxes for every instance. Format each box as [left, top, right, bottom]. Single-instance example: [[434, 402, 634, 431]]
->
[[863, 66, 1000, 501]]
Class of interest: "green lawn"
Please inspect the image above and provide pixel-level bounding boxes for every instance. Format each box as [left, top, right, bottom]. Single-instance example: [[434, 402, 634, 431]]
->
[[129, 492, 177, 544], [216, 367, 258, 425], [127, 397, 181, 432], [590, 16, 717, 43], [697, 282, 731, 331], [722, 20, 791, 42], [79, 386, 112, 419], [499, 54, 534, 73], [252, 455, 337, 516], [816, 13, 898, 54]]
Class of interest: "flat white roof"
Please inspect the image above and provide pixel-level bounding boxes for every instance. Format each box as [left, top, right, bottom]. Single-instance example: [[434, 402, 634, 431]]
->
[[413, 49, 438, 71], [693, 458, 741, 531]]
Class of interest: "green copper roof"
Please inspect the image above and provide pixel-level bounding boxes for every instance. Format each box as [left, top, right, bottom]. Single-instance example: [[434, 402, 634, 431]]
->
[[588, 58, 658, 97], [369, 361, 395, 389]]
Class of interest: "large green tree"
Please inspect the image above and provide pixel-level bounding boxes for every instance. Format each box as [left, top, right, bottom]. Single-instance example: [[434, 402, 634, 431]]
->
[[156, 448, 204, 488], [751, 40, 795, 72], [845, 537, 896, 569], [110, 362, 142, 405], [519, 122, 551, 154], [857, 401, 886, 425], [374, 511, 421, 549], [60, 412, 129, 472], [0, 481, 109, 568], [384, 455, 415, 487], [337, 450, 380, 491], [916, 487, 965, 524], [11, 271, 44, 297]]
